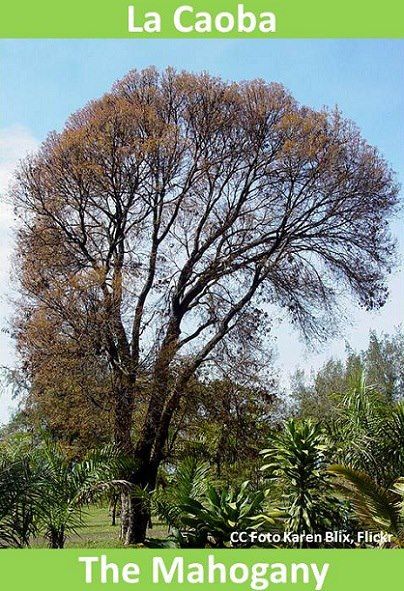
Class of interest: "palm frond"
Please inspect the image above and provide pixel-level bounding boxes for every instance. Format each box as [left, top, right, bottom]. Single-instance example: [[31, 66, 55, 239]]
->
[[329, 464, 401, 535]]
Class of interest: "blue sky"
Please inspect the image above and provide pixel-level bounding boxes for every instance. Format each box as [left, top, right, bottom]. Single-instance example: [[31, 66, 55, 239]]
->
[[0, 39, 403, 420]]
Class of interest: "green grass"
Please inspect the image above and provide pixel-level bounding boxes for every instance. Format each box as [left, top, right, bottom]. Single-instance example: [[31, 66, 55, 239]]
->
[[32, 505, 170, 548]]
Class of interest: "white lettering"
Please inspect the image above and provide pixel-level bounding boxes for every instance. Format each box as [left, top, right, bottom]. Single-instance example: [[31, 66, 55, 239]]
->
[[259, 12, 276, 33], [128, 6, 161, 33], [78, 557, 99, 584], [174, 6, 193, 33], [238, 4, 256, 32], [153, 556, 183, 584], [311, 563, 330, 591]]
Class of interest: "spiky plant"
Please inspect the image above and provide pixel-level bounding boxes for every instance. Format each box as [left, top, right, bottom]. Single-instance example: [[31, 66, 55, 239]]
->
[[261, 419, 341, 543], [180, 481, 265, 547]]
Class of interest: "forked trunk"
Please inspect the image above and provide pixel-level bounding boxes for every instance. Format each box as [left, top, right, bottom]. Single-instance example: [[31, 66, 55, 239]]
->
[[116, 329, 181, 544]]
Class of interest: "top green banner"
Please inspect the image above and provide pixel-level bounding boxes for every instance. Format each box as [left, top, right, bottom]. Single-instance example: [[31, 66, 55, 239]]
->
[[1, 0, 403, 38]]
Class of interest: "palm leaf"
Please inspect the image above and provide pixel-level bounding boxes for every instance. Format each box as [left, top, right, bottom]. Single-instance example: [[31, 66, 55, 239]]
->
[[330, 465, 401, 535]]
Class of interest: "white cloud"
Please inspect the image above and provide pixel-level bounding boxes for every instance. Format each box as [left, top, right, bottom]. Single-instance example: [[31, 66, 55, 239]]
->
[[0, 125, 39, 189], [0, 125, 39, 225], [0, 125, 39, 285], [0, 126, 39, 424]]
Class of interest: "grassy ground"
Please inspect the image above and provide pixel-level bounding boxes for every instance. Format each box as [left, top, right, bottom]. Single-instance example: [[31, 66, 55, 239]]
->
[[32, 505, 170, 548]]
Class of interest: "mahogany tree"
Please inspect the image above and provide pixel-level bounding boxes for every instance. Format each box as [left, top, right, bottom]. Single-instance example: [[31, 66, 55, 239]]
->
[[11, 67, 399, 543]]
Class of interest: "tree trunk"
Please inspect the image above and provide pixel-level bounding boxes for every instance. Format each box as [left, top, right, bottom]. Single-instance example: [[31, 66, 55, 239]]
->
[[122, 390, 183, 544], [124, 496, 150, 545], [118, 321, 182, 544], [113, 383, 136, 543], [109, 494, 118, 526], [121, 388, 177, 544], [49, 527, 65, 549], [113, 385, 134, 455], [121, 460, 159, 544], [120, 492, 131, 542]]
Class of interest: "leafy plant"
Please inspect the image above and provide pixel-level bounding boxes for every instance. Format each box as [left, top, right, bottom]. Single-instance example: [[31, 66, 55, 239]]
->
[[180, 481, 264, 547], [36, 442, 129, 548], [377, 402, 404, 483], [152, 456, 210, 546], [327, 374, 404, 487]]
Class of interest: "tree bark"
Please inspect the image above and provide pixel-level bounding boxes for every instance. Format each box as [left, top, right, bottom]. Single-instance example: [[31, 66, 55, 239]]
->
[[113, 386, 134, 455], [121, 459, 159, 544], [109, 494, 118, 526], [48, 527, 65, 549]]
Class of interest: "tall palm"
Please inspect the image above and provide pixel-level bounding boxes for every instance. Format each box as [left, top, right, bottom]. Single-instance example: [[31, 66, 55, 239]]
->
[[0, 451, 43, 547], [36, 442, 124, 548], [327, 373, 403, 487]]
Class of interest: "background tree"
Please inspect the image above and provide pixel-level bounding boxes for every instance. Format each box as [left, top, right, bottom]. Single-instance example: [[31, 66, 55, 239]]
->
[[171, 378, 276, 483], [293, 328, 404, 420], [365, 329, 404, 400], [11, 67, 399, 543]]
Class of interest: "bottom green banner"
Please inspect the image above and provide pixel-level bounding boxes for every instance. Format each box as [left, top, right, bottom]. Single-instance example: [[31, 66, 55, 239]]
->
[[0, 549, 401, 590]]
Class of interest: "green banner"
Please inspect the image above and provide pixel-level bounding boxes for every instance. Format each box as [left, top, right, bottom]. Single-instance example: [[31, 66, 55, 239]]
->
[[1, 549, 402, 590], [0, 0, 403, 38]]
